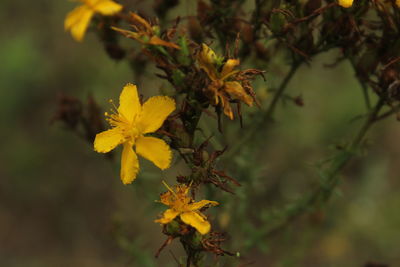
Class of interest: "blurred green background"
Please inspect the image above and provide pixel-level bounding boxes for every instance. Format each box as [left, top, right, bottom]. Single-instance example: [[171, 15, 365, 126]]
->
[[1, 0, 399, 266]]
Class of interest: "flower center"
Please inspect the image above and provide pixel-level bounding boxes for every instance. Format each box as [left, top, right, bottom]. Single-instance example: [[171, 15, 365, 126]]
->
[[171, 197, 191, 212], [106, 110, 142, 142]]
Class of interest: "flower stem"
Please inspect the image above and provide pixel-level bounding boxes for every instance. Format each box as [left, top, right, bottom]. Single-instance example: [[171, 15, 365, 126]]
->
[[348, 56, 372, 111], [264, 62, 302, 120], [263, 97, 385, 239]]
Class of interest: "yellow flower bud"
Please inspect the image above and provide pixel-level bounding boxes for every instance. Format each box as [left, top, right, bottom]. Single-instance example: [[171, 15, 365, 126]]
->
[[338, 0, 353, 8], [199, 44, 217, 66]]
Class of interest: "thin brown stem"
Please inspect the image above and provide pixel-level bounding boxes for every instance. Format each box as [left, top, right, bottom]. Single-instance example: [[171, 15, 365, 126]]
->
[[264, 62, 301, 120], [348, 57, 372, 111], [374, 103, 400, 122]]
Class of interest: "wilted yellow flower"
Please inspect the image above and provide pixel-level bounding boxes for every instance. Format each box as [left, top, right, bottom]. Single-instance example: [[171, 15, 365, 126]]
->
[[338, 0, 353, 8], [94, 84, 175, 184], [64, 0, 123, 42], [112, 13, 180, 49], [198, 44, 254, 120], [155, 182, 219, 235]]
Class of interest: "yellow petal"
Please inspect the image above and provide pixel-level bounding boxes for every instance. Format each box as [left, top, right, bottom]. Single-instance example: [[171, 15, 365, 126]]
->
[[65, 5, 84, 30], [224, 81, 253, 106], [148, 36, 181, 49], [188, 200, 219, 211], [118, 83, 141, 123], [180, 211, 211, 235], [65, 5, 94, 42], [136, 96, 175, 134], [220, 59, 240, 80], [82, 0, 99, 5], [94, 127, 124, 153], [338, 0, 353, 8], [397, 0, 400, 8], [155, 209, 180, 224], [199, 44, 217, 65], [220, 96, 234, 120], [93, 0, 123, 15], [198, 44, 218, 81], [120, 143, 139, 184], [136, 136, 172, 170]]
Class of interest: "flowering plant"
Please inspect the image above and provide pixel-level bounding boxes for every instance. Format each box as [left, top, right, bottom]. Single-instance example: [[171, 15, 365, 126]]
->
[[56, 0, 400, 266]]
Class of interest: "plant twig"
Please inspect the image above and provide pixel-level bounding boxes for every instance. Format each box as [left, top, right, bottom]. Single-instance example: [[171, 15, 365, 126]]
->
[[262, 97, 385, 239], [373, 103, 400, 122], [349, 57, 372, 111], [264, 62, 301, 120]]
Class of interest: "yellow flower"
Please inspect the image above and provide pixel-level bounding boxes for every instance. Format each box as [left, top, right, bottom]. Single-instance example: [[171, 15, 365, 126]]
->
[[155, 182, 219, 235], [64, 0, 123, 42], [112, 13, 180, 49], [397, 0, 400, 7], [198, 44, 254, 120], [338, 0, 353, 8], [94, 84, 175, 184]]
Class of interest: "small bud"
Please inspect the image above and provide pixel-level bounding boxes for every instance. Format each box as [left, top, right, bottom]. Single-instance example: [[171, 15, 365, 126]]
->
[[338, 0, 353, 8], [165, 220, 181, 236], [199, 43, 218, 65], [172, 69, 186, 87], [181, 231, 203, 250], [201, 150, 209, 163], [380, 68, 399, 89], [294, 95, 304, 107]]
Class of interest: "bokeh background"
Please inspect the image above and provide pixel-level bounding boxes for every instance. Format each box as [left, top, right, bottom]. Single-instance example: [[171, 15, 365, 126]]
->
[[1, 0, 399, 266]]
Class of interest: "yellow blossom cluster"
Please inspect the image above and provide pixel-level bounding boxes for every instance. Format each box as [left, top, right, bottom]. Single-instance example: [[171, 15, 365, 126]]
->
[[64, 1, 221, 237], [92, 84, 218, 235], [198, 44, 254, 119], [61, 0, 400, 255]]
